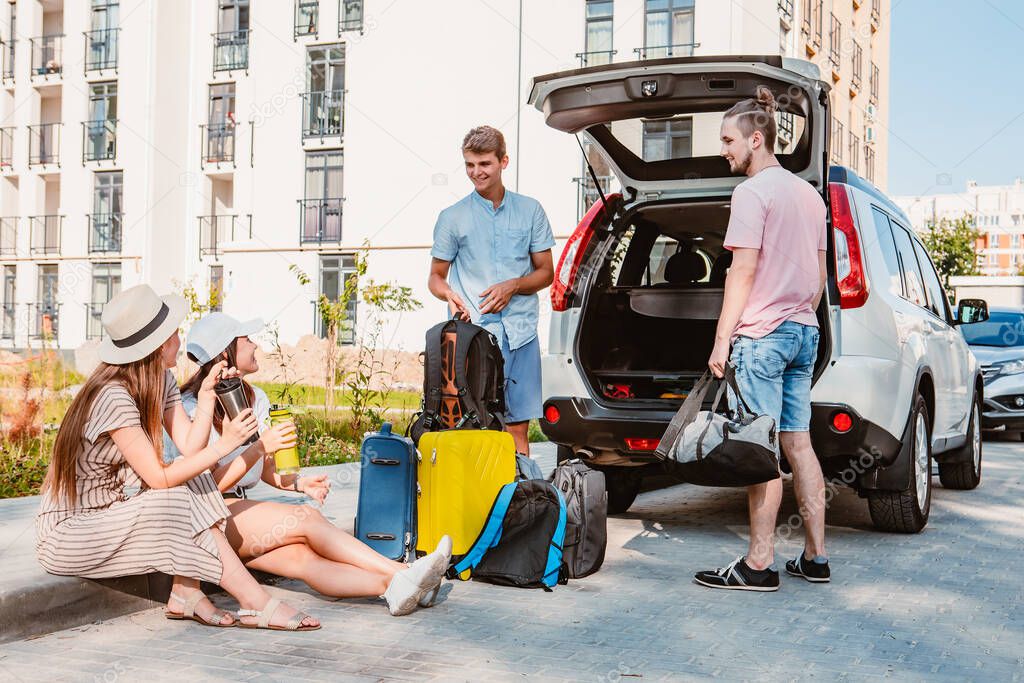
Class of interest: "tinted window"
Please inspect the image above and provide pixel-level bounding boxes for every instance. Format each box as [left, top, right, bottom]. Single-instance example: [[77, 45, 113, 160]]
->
[[912, 237, 949, 320], [889, 223, 927, 308], [961, 311, 1024, 347], [869, 208, 903, 297]]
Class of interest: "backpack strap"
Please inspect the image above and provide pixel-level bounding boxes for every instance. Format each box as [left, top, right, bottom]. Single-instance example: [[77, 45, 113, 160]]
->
[[420, 319, 450, 431], [451, 321, 490, 428], [542, 486, 568, 588], [447, 481, 518, 579]]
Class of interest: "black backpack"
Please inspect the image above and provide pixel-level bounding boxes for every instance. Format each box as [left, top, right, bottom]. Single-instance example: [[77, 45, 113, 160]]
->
[[549, 460, 608, 579], [409, 317, 506, 444]]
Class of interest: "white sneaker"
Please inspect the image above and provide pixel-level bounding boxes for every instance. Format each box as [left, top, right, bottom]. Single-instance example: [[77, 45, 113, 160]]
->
[[417, 535, 453, 608], [382, 535, 451, 616]]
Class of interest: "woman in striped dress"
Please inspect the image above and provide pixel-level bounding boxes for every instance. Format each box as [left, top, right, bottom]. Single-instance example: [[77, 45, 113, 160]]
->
[[36, 284, 319, 631]]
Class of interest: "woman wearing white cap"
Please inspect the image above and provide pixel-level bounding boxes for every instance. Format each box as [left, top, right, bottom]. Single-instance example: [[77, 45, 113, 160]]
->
[[172, 312, 452, 616], [37, 285, 321, 630]]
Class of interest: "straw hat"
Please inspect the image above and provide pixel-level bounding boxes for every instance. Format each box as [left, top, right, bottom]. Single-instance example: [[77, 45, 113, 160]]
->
[[98, 284, 188, 365]]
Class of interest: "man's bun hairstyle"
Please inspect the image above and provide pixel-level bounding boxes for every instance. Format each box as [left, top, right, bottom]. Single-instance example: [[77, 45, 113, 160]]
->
[[723, 85, 778, 150]]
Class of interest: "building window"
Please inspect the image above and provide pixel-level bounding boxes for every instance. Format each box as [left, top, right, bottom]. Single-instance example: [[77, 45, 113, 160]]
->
[[828, 13, 840, 72], [1013, 234, 1020, 250], [84, 81, 118, 163], [641, 118, 692, 162], [338, 0, 363, 32], [91, 171, 123, 253], [210, 265, 224, 311], [294, 0, 318, 39], [848, 133, 860, 173], [830, 118, 844, 164], [990, 233, 1000, 249], [301, 151, 344, 243], [88, 263, 121, 340], [811, 0, 823, 49], [581, 0, 614, 66], [303, 44, 344, 139], [86, 0, 119, 72], [35, 264, 58, 339], [2, 264, 15, 340], [318, 254, 357, 344], [213, 0, 250, 72], [864, 145, 875, 182], [204, 83, 236, 164], [869, 62, 880, 104], [641, 0, 695, 59], [851, 41, 863, 91], [3, 1, 15, 80], [800, 0, 811, 34]]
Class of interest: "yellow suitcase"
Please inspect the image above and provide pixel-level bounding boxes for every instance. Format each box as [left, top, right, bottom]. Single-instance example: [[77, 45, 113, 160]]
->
[[416, 430, 517, 568]]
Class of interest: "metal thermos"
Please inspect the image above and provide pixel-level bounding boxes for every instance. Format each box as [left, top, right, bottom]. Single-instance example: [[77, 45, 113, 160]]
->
[[214, 377, 259, 445]]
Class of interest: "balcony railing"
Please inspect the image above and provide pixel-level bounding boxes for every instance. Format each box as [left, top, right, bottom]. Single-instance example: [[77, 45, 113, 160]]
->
[[30, 34, 64, 77], [30, 303, 60, 339], [575, 50, 616, 67], [1, 39, 14, 80], [338, 0, 364, 32], [830, 120, 844, 165], [198, 214, 250, 258], [212, 29, 249, 72], [298, 198, 343, 244], [848, 133, 861, 173], [1, 303, 14, 340], [0, 126, 13, 168], [86, 302, 104, 340], [88, 212, 123, 253], [0, 217, 16, 255], [851, 42, 863, 92], [28, 123, 61, 166], [800, 0, 811, 34], [295, 0, 319, 38], [301, 90, 344, 139], [871, 0, 880, 29], [828, 14, 840, 72], [864, 145, 876, 183], [82, 120, 117, 163], [201, 122, 236, 166], [84, 28, 119, 72], [29, 215, 62, 254], [777, 111, 795, 146], [633, 43, 700, 60], [777, 0, 794, 23], [870, 63, 880, 104], [811, 0, 823, 49]]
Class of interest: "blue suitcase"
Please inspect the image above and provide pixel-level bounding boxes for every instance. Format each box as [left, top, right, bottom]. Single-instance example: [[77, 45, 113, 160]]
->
[[354, 422, 417, 561]]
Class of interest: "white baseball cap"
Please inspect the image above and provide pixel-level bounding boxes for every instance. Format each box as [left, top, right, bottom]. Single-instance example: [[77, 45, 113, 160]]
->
[[186, 313, 264, 365]]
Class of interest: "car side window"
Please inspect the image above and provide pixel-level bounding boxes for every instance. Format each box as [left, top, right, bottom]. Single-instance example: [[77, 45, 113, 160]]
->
[[869, 208, 905, 298], [889, 222, 928, 309], [911, 236, 950, 321]]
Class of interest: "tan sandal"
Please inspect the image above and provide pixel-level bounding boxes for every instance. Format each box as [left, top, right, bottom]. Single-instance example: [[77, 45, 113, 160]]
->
[[236, 597, 320, 631], [164, 591, 236, 627]]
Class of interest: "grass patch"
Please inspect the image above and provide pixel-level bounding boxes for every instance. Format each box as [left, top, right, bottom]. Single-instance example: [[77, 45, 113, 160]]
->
[[0, 435, 53, 498], [254, 383, 421, 411]]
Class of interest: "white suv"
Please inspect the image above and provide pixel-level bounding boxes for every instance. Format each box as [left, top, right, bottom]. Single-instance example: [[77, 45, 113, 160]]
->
[[529, 56, 987, 533]]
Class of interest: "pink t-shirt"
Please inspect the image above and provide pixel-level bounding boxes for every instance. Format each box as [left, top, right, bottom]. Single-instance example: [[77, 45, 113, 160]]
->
[[723, 165, 827, 340]]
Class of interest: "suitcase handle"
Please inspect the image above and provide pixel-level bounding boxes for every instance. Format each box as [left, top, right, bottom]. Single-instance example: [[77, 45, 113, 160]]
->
[[370, 458, 401, 465], [366, 533, 396, 541]]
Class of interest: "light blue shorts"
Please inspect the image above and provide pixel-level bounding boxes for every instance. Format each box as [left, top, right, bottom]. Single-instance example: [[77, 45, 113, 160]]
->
[[499, 334, 542, 424], [729, 321, 820, 432]]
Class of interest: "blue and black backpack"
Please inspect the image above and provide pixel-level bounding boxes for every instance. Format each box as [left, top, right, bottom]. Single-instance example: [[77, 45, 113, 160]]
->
[[447, 479, 568, 590]]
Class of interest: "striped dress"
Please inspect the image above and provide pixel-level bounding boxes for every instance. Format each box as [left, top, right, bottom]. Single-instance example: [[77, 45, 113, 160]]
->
[[36, 370, 230, 584]]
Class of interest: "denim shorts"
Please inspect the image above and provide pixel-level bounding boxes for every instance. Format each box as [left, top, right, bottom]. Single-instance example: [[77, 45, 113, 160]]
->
[[499, 334, 543, 424], [729, 321, 820, 432]]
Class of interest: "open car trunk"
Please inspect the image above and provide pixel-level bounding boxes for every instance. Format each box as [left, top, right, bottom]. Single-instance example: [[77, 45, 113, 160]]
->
[[576, 199, 832, 406]]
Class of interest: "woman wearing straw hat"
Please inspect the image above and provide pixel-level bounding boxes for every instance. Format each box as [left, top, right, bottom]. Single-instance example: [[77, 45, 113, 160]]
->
[[165, 312, 454, 616], [36, 284, 321, 630]]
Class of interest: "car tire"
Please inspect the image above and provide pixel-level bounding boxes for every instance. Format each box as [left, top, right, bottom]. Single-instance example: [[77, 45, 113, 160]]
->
[[602, 468, 643, 514], [938, 392, 982, 490], [867, 394, 932, 533]]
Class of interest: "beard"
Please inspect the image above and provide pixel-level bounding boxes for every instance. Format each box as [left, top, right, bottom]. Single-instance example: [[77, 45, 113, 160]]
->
[[730, 152, 751, 175]]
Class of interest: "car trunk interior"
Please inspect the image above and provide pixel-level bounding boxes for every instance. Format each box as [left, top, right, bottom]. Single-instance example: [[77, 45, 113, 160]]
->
[[576, 198, 830, 406]]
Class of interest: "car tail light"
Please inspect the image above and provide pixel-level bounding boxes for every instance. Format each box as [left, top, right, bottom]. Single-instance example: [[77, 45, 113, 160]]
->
[[625, 437, 660, 451], [832, 411, 853, 433], [551, 193, 620, 312], [829, 183, 868, 310], [543, 404, 560, 424]]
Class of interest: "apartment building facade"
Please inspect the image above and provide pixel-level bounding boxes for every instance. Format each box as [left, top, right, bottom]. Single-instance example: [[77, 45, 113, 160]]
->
[[0, 0, 890, 355], [896, 179, 1024, 277]]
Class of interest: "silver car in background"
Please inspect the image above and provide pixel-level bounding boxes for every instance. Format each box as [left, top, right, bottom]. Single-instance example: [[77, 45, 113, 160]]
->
[[962, 307, 1024, 439]]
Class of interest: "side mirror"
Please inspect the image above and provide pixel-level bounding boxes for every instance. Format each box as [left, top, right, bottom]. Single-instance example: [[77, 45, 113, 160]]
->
[[956, 298, 989, 325]]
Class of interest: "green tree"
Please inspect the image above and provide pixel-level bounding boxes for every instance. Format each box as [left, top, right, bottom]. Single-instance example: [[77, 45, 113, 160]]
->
[[920, 215, 981, 289]]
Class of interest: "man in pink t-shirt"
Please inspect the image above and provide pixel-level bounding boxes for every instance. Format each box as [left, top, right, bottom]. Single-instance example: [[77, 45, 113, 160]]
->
[[695, 87, 830, 593]]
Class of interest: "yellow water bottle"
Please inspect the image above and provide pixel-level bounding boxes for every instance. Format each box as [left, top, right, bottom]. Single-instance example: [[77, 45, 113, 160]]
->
[[269, 405, 300, 475]]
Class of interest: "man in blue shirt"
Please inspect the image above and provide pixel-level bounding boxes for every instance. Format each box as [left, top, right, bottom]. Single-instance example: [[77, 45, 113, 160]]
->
[[428, 126, 555, 457]]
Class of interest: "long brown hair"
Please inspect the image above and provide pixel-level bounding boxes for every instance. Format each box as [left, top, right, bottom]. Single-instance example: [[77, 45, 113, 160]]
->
[[43, 349, 167, 506], [180, 338, 255, 435], [724, 85, 778, 150]]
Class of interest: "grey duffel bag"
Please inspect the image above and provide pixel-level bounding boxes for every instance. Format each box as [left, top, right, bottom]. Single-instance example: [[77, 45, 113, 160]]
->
[[654, 365, 780, 487], [549, 459, 607, 578]]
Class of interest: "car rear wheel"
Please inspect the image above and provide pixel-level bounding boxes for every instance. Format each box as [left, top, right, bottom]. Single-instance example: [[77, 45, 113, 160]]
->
[[867, 395, 932, 533], [938, 393, 982, 490], [602, 467, 642, 514]]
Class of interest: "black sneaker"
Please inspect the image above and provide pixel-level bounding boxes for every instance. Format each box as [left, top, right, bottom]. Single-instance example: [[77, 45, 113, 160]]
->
[[694, 557, 780, 592], [785, 553, 831, 583]]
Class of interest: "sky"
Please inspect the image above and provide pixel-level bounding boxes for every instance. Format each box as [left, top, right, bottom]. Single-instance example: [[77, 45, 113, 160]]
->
[[888, 0, 1024, 197]]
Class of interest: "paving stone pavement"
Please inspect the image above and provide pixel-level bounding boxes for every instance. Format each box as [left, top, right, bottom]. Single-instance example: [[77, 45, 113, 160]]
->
[[1, 439, 1022, 682]]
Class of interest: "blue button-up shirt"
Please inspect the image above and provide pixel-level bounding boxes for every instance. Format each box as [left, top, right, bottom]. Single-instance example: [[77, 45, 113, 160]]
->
[[431, 189, 555, 351]]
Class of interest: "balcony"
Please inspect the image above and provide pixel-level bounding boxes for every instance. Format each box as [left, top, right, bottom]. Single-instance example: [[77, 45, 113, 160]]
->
[[84, 28, 119, 73], [0, 126, 13, 169], [864, 146, 876, 183], [870, 63, 880, 105], [29, 215, 62, 255], [0, 217, 16, 255], [575, 50, 616, 67], [88, 213, 122, 253], [86, 302, 104, 340], [30, 34, 64, 78], [301, 90, 344, 140], [1, 303, 14, 340], [28, 123, 61, 166], [30, 303, 60, 340], [633, 43, 700, 60], [201, 122, 236, 167], [338, 0, 364, 32], [851, 42, 863, 94], [198, 214, 250, 258], [848, 133, 861, 173], [830, 120, 844, 165], [1, 39, 14, 81], [82, 120, 117, 163], [777, 0, 794, 27], [295, 0, 319, 39], [871, 0, 880, 30], [212, 30, 249, 73], [298, 198, 343, 244], [828, 14, 841, 75]]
